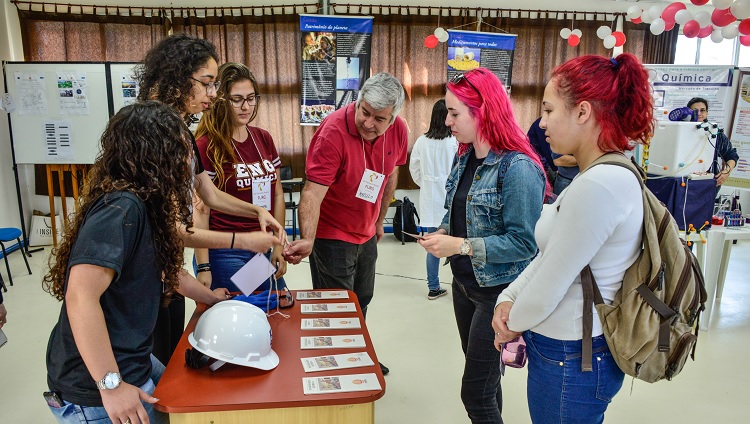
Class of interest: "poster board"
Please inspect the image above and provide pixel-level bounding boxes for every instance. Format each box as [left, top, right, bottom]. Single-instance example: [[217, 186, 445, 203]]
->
[[725, 69, 750, 189], [3, 62, 110, 164], [108, 63, 140, 114]]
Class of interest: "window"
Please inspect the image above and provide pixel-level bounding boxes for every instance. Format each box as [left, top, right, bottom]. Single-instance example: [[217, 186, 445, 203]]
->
[[674, 34, 741, 65]]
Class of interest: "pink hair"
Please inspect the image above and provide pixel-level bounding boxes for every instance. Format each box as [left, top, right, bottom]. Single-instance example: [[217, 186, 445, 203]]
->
[[550, 53, 654, 151], [446, 67, 551, 197]]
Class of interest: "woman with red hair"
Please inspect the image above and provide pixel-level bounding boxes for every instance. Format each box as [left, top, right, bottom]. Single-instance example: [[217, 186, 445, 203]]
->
[[418, 67, 548, 423], [492, 53, 654, 423]]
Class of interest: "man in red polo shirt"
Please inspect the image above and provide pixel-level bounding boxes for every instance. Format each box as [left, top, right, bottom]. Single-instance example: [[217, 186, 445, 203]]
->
[[284, 73, 407, 374]]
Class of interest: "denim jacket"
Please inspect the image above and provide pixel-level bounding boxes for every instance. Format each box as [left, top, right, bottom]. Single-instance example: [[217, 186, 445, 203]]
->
[[439, 148, 545, 287]]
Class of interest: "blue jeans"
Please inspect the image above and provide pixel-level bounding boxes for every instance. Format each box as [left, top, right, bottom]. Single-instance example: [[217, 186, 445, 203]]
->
[[309, 236, 377, 318], [48, 355, 168, 424], [207, 248, 286, 292], [524, 331, 624, 424], [452, 280, 508, 424], [423, 227, 441, 291]]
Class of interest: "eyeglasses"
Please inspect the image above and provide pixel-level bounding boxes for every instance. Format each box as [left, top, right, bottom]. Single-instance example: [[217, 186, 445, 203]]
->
[[190, 77, 221, 94], [279, 286, 294, 309], [228, 94, 260, 108], [450, 73, 481, 97]]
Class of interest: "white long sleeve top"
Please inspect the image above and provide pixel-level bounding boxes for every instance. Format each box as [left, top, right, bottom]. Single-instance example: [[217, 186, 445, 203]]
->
[[496, 164, 643, 340], [409, 134, 458, 228]]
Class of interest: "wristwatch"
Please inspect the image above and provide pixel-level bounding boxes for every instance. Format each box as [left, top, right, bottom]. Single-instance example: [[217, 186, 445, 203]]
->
[[95, 372, 122, 390], [459, 238, 471, 256]]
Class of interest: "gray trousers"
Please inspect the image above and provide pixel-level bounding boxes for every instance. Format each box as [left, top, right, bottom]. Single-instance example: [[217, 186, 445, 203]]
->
[[309, 236, 378, 318]]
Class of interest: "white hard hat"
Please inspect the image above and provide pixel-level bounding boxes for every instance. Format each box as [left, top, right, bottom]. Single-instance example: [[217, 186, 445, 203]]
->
[[188, 300, 279, 371]]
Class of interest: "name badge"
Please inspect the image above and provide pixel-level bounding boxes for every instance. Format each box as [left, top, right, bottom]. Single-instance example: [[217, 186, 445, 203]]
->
[[252, 176, 273, 210], [356, 168, 385, 204]]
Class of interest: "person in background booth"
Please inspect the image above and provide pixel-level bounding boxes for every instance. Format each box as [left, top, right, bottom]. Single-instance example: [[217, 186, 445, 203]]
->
[[687, 97, 739, 190], [417, 68, 548, 424], [409, 99, 457, 300], [135, 34, 282, 365], [283, 72, 408, 376], [193, 62, 288, 292], [44, 102, 227, 424], [493, 53, 653, 423]]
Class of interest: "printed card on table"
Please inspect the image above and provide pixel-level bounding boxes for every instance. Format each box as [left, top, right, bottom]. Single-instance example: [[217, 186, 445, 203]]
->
[[301, 352, 375, 372], [296, 290, 349, 300], [300, 335, 367, 349], [303, 373, 381, 395], [301, 303, 357, 314], [301, 318, 361, 330]]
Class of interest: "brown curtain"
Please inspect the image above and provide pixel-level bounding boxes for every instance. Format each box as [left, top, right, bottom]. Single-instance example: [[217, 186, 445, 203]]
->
[[14, 2, 679, 190]]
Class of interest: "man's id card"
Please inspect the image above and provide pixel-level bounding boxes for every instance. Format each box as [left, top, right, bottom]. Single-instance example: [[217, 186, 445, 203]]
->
[[355, 168, 385, 203]]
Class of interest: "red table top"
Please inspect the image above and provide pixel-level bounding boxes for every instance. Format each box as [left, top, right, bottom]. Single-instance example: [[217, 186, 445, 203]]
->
[[154, 290, 385, 414]]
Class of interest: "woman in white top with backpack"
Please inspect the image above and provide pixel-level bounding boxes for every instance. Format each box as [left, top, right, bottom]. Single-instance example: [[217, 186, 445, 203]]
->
[[492, 53, 654, 423], [409, 99, 458, 300]]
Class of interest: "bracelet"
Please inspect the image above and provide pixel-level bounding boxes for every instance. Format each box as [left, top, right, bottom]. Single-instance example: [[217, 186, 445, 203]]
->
[[230, 232, 235, 249], [196, 268, 211, 274], [196, 263, 211, 273]]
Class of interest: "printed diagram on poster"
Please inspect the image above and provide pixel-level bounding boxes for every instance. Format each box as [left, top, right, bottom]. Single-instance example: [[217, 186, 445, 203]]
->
[[446, 30, 517, 92], [120, 74, 138, 107], [14, 72, 48, 115], [300, 14, 373, 125], [43, 120, 74, 161], [56, 71, 89, 115]]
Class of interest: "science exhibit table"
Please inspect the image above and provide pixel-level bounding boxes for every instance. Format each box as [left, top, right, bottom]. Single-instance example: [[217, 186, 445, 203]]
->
[[154, 289, 385, 423], [645, 176, 716, 231], [700, 226, 750, 331]]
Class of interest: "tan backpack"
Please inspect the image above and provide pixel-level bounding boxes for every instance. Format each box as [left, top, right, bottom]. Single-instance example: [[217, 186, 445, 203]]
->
[[578, 153, 707, 383]]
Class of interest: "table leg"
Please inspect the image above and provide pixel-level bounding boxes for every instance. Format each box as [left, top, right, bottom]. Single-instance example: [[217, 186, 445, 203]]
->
[[57, 167, 68, 232], [701, 230, 727, 331], [46, 165, 58, 247], [715, 240, 734, 300]]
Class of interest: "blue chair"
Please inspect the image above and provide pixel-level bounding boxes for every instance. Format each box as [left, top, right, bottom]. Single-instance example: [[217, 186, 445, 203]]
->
[[0, 228, 32, 292]]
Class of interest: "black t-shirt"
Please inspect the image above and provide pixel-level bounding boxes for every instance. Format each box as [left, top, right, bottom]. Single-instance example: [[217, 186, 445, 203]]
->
[[450, 153, 484, 287], [46, 191, 162, 407], [190, 131, 205, 175]]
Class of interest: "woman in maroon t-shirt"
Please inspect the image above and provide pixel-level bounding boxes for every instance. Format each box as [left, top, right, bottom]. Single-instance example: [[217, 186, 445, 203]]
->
[[194, 63, 288, 292]]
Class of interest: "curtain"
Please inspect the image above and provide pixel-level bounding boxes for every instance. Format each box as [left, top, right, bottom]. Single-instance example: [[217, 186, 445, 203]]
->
[[14, 2, 679, 190]]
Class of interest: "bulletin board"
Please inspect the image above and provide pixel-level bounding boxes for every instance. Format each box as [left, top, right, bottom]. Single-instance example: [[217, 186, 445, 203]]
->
[[3, 61, 109, 164], [108, 63, 140, 115]]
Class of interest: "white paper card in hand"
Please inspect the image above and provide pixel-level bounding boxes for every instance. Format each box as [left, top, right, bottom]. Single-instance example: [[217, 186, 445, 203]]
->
[[230, 252, 276, 295], [303, 373, 381, 395], [296, 290, 349, 300], [301, 303, 357, 314], [300, 335, 367, 349], [301, 318, 361, 330], [301, 352, 374, 372]]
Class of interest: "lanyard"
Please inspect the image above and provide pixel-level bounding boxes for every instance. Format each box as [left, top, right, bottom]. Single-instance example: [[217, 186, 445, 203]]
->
[[231, 126, 266, 175], [361, 133, 385, 174]]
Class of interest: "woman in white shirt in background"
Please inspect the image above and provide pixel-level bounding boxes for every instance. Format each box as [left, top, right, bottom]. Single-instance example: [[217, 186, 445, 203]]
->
[[409, 99, 458, 300], [492, 53, 654, 424]]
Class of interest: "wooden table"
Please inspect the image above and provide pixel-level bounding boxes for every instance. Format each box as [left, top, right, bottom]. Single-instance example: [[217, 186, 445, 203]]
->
[[154, 290, 385, 423], [45, 164, 88, 246]]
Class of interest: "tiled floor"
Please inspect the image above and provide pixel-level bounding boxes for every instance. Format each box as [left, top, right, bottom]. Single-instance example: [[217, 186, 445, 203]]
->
[[1, 237, 748, 423]]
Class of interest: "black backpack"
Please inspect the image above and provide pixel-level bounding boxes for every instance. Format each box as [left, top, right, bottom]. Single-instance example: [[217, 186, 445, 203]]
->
[[393, 196, 421, 242]]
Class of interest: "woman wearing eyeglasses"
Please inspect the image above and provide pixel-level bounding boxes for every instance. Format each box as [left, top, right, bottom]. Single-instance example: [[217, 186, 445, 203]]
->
[[193, 62, 288, 293], [135, 35, 283, 365], [417, 68, 548, 423]]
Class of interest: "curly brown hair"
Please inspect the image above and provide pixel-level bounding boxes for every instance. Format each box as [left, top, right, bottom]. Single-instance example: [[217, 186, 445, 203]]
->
[[195, 62, 260, 190], [134, 33, 219, 119], [42, 101, 194, 304]]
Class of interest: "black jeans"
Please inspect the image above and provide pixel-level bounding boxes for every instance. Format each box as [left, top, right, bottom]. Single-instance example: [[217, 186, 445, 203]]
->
[[453, 280, 508, 424], [309, 236, 378, 318]]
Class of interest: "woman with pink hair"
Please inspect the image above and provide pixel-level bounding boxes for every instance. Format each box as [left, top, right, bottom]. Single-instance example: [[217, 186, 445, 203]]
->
[[418, 67, 548, 423]]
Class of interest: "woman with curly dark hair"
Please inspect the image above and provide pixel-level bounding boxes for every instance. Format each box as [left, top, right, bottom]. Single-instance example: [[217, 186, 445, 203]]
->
[[44, 101, 226, 424], [135, 34, 284, 364]]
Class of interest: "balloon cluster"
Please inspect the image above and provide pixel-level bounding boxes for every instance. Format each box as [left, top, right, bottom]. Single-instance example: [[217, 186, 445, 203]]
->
[[596, 26, 627, 48], [559, 27, 584, 46], [425, 27, 449, 49], [626, 0, 750, 46]]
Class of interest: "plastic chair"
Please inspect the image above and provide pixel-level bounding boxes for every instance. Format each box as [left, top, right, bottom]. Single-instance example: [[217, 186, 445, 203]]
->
[[279, 166, 302, 240], [0, 228, 32, 292]]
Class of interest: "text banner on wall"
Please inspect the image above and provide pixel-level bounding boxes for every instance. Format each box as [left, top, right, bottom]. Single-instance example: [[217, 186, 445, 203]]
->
[[300, 14, 373, 126], [646, 65, 735, 128], [446, 30, 517, 92], [726, 71, 750, 186]]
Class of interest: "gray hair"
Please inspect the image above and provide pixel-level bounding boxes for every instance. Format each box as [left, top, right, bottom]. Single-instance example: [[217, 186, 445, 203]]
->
[[356, 72, 405, 123]]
